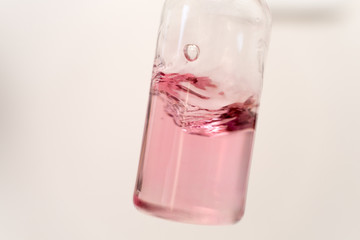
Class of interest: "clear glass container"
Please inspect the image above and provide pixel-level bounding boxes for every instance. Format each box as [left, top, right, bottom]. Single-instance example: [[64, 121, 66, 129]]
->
[[134, 0, 271, 225]]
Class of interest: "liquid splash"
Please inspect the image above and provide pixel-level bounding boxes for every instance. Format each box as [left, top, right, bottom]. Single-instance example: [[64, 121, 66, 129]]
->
[[151, 71, 257, 137], [184, 44, 200, 62]]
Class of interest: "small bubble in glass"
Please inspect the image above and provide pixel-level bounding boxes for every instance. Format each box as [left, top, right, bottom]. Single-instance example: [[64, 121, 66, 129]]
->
[[184, 44, 200, 62]]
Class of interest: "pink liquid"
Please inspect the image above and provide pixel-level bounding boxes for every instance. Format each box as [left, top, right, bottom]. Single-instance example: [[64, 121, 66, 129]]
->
[[134, 72, 257, 225]]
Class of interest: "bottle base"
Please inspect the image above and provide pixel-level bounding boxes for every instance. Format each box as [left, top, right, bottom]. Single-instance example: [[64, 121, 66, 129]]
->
[[133, 193, 244, 226]]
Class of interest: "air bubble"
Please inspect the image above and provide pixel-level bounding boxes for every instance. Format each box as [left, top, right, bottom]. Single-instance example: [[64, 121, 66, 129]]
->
[[184, 44, 200, 62]]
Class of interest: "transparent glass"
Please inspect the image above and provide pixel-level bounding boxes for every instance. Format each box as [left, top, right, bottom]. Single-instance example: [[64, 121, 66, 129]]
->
[[134, 0, 271, 225]]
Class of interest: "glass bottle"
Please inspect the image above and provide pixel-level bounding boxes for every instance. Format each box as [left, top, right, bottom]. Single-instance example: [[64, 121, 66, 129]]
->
[[134, 0, 271, 225]]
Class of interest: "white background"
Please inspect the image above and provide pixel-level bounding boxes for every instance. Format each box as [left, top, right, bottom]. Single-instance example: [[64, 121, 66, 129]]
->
[[268, 0, 343, 10], [0, 1, 359, 239]]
